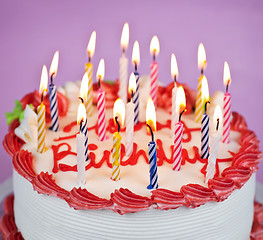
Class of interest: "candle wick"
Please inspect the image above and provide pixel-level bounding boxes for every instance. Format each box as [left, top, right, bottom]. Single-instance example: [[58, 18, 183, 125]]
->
[[147, 124, 154, 142], [41, 92, 44, 103], [226, 80, 230, 93], [201, 69, 204, 75], [216, 118, 219, 131], [131, 91, 134, 102], [79, 97, 84, 104], [135, 62, 137, 72], [98, 78, 101, 89], [174, 75, 177, 83], [88, 53, 91, 63], [179, 109, 187, 122], [122, 47, 125, 56], [153, 52, 156, 62], [115, 116, 120, 132], [51, 73, 55, 85], [204, 101, 210, 114]]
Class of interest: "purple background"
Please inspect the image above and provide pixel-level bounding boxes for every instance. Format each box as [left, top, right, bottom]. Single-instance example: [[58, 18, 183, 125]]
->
[[0, 0, 262, 183]]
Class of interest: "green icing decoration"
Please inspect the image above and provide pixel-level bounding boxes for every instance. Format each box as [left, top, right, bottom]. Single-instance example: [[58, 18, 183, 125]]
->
[[5, 101, 33, 126]]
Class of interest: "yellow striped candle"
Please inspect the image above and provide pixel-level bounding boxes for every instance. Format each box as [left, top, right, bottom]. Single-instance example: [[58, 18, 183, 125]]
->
[[37, 65, 48, 153], [111, 99, 125, 181], [195, 43, 206, 123], [86, 31, 96, 116], [85, 62, 93, 116], [112, 132, 121, 181]]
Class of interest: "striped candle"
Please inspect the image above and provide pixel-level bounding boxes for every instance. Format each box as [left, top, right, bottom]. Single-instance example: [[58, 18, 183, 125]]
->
[[37, 102, 47, 153], [195, 75, 203, 123], [223, 93, 231, 143], [173, 122, 183, 171], [133, 72, 140, 125], [147, 141, 158, 190], [97, 88, 107, 141], [150, 62, 158, 106], [76, 131, 86, 185], [112, 132, 121, 181], [80, 118, 89, 161], [205, 133, 220, 183], [85, 63, 93, 117], [125, 101, 134, 156], [201, 114, 209, 159], [119, 56, 128, 103], [49, 83, 59, 131]]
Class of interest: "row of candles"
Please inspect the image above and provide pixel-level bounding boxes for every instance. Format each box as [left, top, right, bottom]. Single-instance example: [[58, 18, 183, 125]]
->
[[36, 23, 232, 188]]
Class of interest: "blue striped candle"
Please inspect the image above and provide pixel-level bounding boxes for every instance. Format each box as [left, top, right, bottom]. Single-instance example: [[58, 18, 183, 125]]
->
[[201, 113, 209, 159], [133, 72, 140, 125], [147, 141, 158, 190], [49, 83, 59, 131], [80, 118, 89, 161]]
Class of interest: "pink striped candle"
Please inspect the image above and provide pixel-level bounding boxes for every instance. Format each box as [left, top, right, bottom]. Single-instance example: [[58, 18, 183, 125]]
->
[[97, 88, 107, 141], [222, 61, 231, 144], [150, 36, 160, 106]]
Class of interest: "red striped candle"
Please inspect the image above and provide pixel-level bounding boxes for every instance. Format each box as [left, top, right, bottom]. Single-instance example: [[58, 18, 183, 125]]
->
[[222, 61, 231, 144], [173, 122, 183, 171], [150, 36, 160, 107], [97, 88, 107, 141], [150, 61, 158, 106], [223, 93, 231, 143]]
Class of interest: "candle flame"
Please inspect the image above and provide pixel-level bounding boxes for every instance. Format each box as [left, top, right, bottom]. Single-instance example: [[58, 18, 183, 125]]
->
[[121, 23, 129, 50], [87, 31, 96, 59], [128, 73, 136, 95], [146, 98, 156, 132], [77, 102, 87, 125], [113, 98, 125, 127], [198, 43, 206, 70], [49, 51, 59, 77], [214, 105, 222, 130], [223, 61, 231, 86], [175, 86, 186, 114], [80, 72, 89, 102], [171, 53, 178, 79], [39, 65, 48, 96], [96, 59, 105, 82], [132, 41, 140, 66], [150, 36, 160, 57], [201, 76, 210, 105]]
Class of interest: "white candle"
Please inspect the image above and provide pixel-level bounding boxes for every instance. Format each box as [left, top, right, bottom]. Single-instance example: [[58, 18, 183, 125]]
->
[[119, 23, 129, 104], [125, 73, 136, 156], [205, 105, 222, 183], [76, 131, 86, 185]]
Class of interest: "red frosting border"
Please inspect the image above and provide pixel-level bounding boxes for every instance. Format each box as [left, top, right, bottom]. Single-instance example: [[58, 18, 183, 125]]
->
[[2, 83, 262, 215], [1, 194, 263, 239]]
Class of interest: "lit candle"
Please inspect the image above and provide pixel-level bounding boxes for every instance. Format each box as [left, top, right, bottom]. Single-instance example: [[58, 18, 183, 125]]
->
[[171, 53, 179, 138], [76, 103, 87, 185], [96, 59, 107, 141], [205, 105, 222, 183], [78, 98, 89, 162], [49, 51, 59, 131], [80, 72, 89, 104], [173, 89, 186, 171], [85, 31, 96, 116], [150, 36, 160, 106], [125, 73, 136, 157], [37, 66, 48, 153], [119, 23, 129, 104], [112, 98, 125, 181], [201, 76, 210, 159], [195, 43, 207, 123], [132, 41, 140, 125], [222, 61, 231, 144], [146, 98, 158, 189]]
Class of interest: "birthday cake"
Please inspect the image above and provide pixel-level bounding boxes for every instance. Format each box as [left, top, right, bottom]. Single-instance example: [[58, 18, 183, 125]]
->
[[1, 73, 262, 240]]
